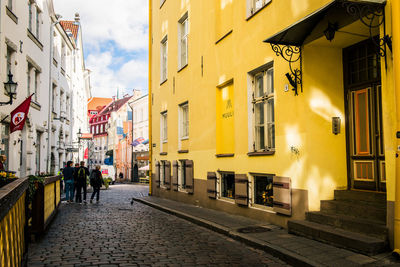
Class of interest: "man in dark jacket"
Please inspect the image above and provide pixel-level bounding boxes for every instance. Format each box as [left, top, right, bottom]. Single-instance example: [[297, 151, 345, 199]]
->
[[74, 161, 89, 203], [63, 161, 75, 202], [90, 165, 104, 203]]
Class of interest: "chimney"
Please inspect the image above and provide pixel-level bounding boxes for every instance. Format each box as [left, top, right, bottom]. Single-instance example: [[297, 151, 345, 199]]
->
[[74, 13, 80, 23]]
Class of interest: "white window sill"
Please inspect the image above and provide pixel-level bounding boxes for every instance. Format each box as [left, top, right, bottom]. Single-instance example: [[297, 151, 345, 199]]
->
[[180, 136, 189, 141], [218, 197, 235, 204], [250, 203, 276, 214]]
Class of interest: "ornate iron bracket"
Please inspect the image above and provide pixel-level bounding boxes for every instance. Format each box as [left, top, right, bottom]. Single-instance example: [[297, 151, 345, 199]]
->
[[342, 0, 391, 59], [270, 44, 302, 96]]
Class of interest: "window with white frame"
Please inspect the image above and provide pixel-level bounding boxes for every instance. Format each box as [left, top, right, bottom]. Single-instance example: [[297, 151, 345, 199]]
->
[[35, 6, 41, 38], [179, 102, 189, 140], [160, 36, 168, 83], [161, 111, 168, 143], [6, 46, 15, 76], [250, 65, 275, 151], [28, 2, 33, 31], [7, 0, 13, 11], [27, 63, 33, 97], [34, 70, 39, 102], [178, 13, 188, 69], [178, 160, 186, 189], [248, 0, 272, 16]]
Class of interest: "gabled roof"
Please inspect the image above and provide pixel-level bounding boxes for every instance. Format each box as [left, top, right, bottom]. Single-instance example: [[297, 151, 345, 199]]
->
[[88, 97, 113, 112], [60, 21, 79, 40], [98, 96, 132, 116]]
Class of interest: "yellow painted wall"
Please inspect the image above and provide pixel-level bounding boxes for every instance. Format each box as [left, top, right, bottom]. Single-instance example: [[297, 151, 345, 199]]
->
[[44, 183, 55, 222], [151, 0, 397, 211], [0, 192, 26, 267]]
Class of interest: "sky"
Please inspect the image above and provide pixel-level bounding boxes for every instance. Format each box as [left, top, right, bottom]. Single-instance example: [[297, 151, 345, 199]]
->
[[54, 0, 149, 98]]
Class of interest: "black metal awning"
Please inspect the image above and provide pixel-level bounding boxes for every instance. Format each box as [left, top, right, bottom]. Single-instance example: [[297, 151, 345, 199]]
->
[[264, 0, 386, 46]]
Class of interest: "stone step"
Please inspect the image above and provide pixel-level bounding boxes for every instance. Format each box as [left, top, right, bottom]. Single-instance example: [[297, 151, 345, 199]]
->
[[288, 220, 387, 255], [306, 211, 388, 239], [320, 200, 386, 223], [334, 190, 386, 204]]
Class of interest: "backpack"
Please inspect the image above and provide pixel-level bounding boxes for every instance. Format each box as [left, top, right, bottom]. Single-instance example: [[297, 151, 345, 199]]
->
[[89, 171, 96, 185], [78, 167, 86, 182]]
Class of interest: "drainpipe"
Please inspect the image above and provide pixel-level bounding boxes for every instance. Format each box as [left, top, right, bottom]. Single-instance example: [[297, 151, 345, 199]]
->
[[148, 0, 153, 195], [393, 0, 400, 255], [47, 17, 61, 173]]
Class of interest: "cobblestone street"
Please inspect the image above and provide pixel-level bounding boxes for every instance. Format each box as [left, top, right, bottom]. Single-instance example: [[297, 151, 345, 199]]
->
[[27, 184, 289, 267]]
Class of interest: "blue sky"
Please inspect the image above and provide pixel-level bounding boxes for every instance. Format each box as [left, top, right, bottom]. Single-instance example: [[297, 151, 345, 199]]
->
[[54, 0, 149, 98]]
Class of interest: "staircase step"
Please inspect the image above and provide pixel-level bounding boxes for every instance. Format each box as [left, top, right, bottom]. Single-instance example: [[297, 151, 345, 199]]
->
[[320, 200, 386, 223], [306, 211, 388, 239], [334, 190, 386, 204], [288, 220, 387, 255]]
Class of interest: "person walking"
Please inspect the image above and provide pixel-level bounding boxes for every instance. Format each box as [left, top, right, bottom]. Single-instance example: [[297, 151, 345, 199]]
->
[[58, 168, 64, 195], [62, 161, 75, 203], [74, 161, 89, 203], [90, 165, 104, 203]]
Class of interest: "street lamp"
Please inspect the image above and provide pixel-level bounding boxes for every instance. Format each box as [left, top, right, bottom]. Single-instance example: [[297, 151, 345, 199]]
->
[[1, 71, 17, 106], [77, 128, 82, 162]]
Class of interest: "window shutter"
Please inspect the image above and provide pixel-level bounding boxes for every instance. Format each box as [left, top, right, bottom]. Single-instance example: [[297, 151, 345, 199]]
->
[[164, 161, 171, 190], [155, 161, 160, 188], [273, 176, 292, 216], [235, 174, 248, 206], [207, 172, 217, 199], [172, 160, 178, 191], [185, 160, 194, 194]]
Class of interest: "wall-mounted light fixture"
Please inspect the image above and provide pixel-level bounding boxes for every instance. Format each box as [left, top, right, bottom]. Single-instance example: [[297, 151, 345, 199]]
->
[[324, 22, 338, 42], [1, 72, 18, 106]]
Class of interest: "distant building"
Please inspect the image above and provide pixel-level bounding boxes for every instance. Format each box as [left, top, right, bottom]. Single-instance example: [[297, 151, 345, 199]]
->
[[87, 97, 112, 119]]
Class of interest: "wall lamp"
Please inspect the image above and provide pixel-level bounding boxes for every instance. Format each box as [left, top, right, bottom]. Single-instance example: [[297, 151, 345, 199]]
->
[[324, 22, 338, 42], [1, 71, 18, 106]]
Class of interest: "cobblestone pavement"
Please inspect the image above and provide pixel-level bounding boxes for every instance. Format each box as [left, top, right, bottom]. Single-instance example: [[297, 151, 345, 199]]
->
[[27, 184, 290, 267]]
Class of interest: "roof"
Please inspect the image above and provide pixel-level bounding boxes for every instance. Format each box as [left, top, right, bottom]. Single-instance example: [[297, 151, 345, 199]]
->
[[98, 96, 132, 116], [60, 21, 79, 40], [88, 97, 113, 112]]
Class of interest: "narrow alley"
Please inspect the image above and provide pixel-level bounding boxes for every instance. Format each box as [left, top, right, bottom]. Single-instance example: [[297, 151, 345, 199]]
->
[[27, 184, 288, 267]]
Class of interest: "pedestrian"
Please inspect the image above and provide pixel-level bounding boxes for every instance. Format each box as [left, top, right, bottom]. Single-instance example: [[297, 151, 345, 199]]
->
[[119, 172, 123, 180], [90, 165, 104, 203], [63, 161, 75, 202], [74, 161, 89, 203], [58, 168, 64, 195], [0, 155, 6, 171]]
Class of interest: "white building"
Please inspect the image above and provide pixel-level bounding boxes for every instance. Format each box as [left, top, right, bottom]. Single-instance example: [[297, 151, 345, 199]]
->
[[0, 0, 90, 177]]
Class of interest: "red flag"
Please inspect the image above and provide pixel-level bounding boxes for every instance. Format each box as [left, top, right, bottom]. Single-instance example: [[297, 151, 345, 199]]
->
[[84, 147, 88, 159], [10, 95, 32, 134]]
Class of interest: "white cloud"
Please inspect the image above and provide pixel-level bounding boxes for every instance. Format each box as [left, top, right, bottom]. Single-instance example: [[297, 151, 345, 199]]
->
[[54, 0, 148, 51], [86, 51, 148, 97], [54, 0, 149, 97]]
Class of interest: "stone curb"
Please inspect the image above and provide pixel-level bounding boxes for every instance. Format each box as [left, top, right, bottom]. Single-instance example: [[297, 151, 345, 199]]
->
[[132, 197, 322, 267]]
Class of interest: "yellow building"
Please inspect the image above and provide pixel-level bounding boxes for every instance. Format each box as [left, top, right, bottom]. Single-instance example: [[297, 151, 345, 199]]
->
[[150, 0, 400, 255]]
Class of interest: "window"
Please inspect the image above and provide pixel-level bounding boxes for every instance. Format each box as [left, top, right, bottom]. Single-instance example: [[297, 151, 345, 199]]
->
[[160, 36, 168, 83], [253, 175, 273, 207], [28, 2, 33, 31], [250, 66, 275, 151], [179, 103, 189, 139], [35, 132, 41, 174], [221, 172, 235, 199], [6, 46, 15, 76], [101, 124, 104, 133], [7, 0, 13, 10], [27, 64, 32, 97], [35, 7, 40, 38], [178, 160, 186, 189], [52, 84, 56, 112], [34, 71, 39, 102], [96, 125, 99, 134], [161, 112, 168, 143], [178, 13, 188, 69], [248, 0, 271, 16]]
